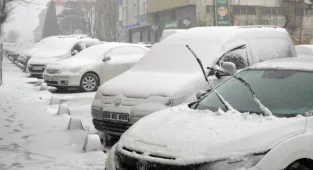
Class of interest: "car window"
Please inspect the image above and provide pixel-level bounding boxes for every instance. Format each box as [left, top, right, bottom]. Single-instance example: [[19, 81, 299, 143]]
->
[[126, 47, 147, 55], [219, 47, 248, 69], [72, 43, 84, 52], [106, 47, 129, 57]]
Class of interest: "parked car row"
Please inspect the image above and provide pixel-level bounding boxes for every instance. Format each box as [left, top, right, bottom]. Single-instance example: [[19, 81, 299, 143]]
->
[[7, 26, 313, 170]]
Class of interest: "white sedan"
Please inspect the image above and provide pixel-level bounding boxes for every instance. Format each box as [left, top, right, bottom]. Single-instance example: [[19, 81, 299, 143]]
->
[[43, 43, 149, 92]]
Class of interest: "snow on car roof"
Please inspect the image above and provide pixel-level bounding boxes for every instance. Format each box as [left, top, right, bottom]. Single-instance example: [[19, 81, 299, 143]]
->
[[73, 42, 146, 58], [295, 45, 313, 57], [251, 57, 313, 71], [164, 26, 287, 44]]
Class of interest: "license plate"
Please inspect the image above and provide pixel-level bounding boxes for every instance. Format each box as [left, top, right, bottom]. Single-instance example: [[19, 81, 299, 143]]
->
[[103, 112, 129, 122], [33, 67, 43, 70]]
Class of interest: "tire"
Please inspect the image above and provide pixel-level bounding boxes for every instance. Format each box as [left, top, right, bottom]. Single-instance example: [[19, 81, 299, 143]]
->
[[80, 73, 98, 92], [287, 162, 311, 170]]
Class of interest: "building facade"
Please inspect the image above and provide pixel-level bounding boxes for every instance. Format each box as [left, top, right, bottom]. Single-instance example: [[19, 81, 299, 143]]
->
[[96, 0, 313, 44], [33, 8, 47, 42]]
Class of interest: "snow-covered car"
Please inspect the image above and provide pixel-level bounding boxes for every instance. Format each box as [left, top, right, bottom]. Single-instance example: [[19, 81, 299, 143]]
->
[[295, 45, 313, 57], [91, 26, 296, 141], [43, 43, 149, 92], [161, 29, 186, 41], [27, 38, 87, 77], [106, 57, 313, 170]]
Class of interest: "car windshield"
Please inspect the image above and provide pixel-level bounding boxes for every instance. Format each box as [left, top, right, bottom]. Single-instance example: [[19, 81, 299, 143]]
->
[[196, 69, 313, 117]]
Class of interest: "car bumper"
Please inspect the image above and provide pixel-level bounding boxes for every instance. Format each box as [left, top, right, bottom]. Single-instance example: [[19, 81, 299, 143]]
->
[[91, 100, 143, 136], [43, 73, 81, 87]]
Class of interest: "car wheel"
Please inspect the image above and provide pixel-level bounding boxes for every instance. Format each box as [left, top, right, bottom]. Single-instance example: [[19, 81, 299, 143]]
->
[[80, 73, 98, 92], [103, 133, 118, 146], [287, 162, 311, 170]]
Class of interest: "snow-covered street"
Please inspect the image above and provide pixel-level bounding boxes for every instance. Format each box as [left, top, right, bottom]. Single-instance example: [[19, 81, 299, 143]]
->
[[0, 56, 106, 170]]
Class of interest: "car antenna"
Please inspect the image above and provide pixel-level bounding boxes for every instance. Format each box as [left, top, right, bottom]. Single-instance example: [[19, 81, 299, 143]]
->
[[186, 45, 234, 111]]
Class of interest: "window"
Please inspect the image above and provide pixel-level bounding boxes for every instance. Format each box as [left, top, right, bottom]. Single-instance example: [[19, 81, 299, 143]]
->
[[72, 43, 84, 53], [123, 7, 126, 20], [106, 47, 129, 57], [119, 6, 123, 21], [126, 47, 147, 55], [133, 3, 137, 17], [219, 47, 248, 69], [140, 0, 146, 15]]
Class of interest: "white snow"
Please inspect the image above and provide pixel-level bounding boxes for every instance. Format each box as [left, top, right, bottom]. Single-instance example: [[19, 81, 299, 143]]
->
[[119, 104, 306, 165], [295, 45, 313, 57], [251, 57, 313, 72], [0, 56, 107, 169]]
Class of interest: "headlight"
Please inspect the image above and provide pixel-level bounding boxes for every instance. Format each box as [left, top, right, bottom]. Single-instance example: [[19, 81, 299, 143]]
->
[[197, 152, 267, 170], [94, 89, 102, 99], [73, 67, 81, 73]]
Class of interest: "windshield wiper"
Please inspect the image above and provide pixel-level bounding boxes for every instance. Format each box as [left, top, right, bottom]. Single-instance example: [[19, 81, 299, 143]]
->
[[186, 45, 235, 112], [208, 68, 273, 117]]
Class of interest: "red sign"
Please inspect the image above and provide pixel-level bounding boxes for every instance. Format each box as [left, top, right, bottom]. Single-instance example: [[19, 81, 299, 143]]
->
[[217, 6, 228, 17]]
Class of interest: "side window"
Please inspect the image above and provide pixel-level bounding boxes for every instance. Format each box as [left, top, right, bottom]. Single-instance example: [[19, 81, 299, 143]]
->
[[72, 43, 84, 53], [219, 47, 248, 70], [126, 47, 147, 55], [106, 47, 128, 57]]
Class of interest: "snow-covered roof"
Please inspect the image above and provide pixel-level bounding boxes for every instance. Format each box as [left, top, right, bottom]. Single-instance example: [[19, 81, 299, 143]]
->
[[295, 45, 313, 57], [251, 57, 313, 71], [164, 26, 287, 45]]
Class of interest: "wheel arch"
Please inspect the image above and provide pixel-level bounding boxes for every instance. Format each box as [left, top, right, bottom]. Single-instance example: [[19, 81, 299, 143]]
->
[[286, 158, 313, 170], [82, 71, 100, 86]]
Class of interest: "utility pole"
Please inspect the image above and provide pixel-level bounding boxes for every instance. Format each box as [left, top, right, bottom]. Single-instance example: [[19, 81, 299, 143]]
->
[[70, 0, 72, 34], [213, 0, 216, 26], [0, 24, 3, 86]]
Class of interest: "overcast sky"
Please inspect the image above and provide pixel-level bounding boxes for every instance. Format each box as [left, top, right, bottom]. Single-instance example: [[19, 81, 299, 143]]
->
[[3, 0, 48, 46]]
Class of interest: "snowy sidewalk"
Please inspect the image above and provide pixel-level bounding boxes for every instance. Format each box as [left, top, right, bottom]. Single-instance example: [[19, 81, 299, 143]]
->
[[0, 57, 106, 170]]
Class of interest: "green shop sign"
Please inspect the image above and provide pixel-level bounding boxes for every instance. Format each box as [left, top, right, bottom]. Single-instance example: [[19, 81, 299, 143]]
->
[[215, 0, 230, 26], [164, 21, 178, 29]]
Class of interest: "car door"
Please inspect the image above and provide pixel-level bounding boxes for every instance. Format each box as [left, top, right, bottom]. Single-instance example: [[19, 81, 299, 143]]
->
[[100, 47, 129, 84]]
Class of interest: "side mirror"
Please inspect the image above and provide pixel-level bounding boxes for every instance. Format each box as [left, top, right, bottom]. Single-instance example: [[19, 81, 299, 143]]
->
[[102, 56, 111, 62], [196, 89, 212, 100], [72, 50, 78, 56], [221, 62, 237, 75]]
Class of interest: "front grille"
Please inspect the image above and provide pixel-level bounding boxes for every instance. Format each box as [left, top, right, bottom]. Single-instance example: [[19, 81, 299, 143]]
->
[[29, 64, 46, 73], [116, 152, 203, 170], [45, 80, 58, 85], [46, 68, 60, 74], [92, 119, 131, 133], [102, 95, 143, 107]]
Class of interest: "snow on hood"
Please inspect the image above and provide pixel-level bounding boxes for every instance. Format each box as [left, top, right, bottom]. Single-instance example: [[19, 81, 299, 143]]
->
[[119, 105, 306, 165], [28, 56, 63, 65], [100, 71, 207, 100]]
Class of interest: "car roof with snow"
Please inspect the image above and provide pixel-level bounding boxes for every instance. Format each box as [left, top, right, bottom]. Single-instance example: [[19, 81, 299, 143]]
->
[[163, 26, 285, 45], [250, 57, 313, 71]]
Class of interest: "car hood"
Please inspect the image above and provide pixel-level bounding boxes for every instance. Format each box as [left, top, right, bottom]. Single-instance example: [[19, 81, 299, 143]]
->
[[99, 71, 208, 101], [118, 105, 306, 164], [28, 57, 62, 65]]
